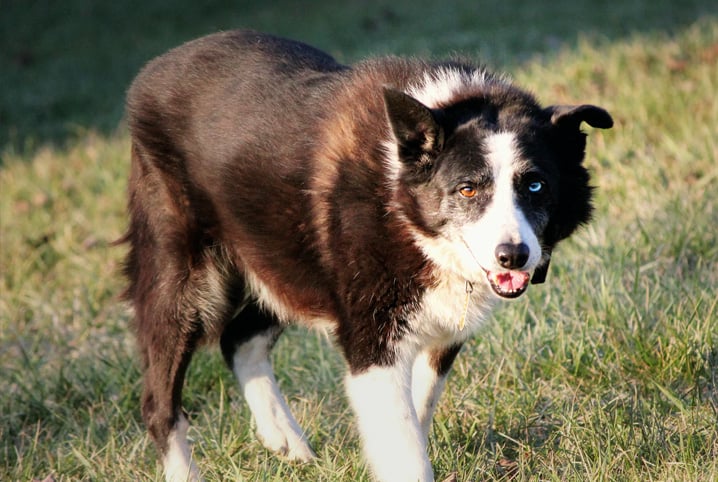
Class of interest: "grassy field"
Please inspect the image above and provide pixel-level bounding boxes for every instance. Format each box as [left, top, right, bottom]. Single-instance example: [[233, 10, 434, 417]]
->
[[2, 1, 717, 481]]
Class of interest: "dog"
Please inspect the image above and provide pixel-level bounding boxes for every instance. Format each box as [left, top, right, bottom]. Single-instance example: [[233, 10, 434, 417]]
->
[[122, 30, 612, 482]]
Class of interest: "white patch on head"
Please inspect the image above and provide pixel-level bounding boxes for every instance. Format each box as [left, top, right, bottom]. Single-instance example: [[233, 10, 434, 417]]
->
[[407, 67, 502, 109], [383, 67, 508, 190], [162, 414, 201, 482], [232, 333, 315, 461], [345, 364, 434, 482]]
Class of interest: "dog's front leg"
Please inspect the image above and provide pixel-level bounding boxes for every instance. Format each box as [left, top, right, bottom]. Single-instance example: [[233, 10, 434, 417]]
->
[[411, 345, 462, 443], [345, 362, 434, 482]]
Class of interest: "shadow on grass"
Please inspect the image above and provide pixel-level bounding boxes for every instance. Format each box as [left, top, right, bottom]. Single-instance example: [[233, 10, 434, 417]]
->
[[2, 0, 717, 157]]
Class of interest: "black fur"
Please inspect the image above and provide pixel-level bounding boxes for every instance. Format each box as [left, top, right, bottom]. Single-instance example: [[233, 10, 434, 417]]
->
[[121, 30, 612, 477]]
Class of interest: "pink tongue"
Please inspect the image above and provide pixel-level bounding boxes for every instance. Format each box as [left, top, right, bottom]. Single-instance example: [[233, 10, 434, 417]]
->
[[494, 271, 530, 292]]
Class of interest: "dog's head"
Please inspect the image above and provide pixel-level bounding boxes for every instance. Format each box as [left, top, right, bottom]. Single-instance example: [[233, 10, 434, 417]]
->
[[384, 83, 612, 299]]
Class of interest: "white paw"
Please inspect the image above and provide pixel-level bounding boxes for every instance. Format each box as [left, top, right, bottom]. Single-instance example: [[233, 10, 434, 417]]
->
[[255, 421, 316, 462], [163, 415, 203, 482]]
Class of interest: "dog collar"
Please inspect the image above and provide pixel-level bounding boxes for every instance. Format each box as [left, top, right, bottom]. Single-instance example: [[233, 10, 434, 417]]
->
[[458, 280, 474, 331]]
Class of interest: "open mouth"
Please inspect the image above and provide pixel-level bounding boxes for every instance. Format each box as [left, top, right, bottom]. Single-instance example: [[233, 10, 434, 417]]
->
[[485, 270, 530, 299]]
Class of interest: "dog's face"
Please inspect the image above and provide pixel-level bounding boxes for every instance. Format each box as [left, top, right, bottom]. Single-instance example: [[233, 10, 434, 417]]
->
[[384, 88, 612, 298]]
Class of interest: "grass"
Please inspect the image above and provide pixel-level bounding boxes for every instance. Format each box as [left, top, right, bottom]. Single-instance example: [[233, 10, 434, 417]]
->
[[1, 1, 717, 481]]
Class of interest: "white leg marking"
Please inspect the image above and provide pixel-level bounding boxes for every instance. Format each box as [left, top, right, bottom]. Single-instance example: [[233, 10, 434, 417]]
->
[[163, 414, 202, 482], [232, 334, 315, 462], [412, 351, 449, 443], [345, 364, 434, 482]]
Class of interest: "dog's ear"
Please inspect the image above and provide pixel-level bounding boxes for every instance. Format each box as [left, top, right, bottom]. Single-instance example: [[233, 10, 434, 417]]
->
[[531, 250, 552, 284], [546, 104, 613, 130], [533, 104, 610, 285], [384, 88, 444, 171]]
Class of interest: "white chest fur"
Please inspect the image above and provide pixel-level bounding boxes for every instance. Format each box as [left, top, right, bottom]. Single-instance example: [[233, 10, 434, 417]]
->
[[409, 274, 498, 347]]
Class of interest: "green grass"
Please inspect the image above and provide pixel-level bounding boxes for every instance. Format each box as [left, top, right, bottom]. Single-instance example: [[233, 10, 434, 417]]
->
[[2, 1, 717, 481]]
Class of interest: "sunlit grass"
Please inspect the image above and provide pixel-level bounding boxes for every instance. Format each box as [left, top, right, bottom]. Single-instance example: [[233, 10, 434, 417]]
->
[[2, 6, 717, 482]]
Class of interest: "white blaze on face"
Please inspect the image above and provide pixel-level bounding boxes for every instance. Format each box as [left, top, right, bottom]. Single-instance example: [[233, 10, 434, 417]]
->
[[461, 131, 542, 274], [407, 131, 543, 290]]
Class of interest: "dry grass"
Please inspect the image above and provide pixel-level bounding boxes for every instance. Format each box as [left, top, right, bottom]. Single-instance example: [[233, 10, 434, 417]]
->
[[1, 3, 716, 481]]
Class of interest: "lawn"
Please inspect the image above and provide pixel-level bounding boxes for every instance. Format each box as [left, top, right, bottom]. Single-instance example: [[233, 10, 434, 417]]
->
[[1, 1, 717, 481]]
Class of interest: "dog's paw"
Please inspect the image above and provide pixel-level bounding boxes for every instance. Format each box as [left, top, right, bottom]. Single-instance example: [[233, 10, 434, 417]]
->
[[256, 423, 316, 462]]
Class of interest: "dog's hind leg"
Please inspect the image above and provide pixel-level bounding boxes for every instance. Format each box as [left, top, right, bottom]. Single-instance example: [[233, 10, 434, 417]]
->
[[132, 252, 231, 481], [132, 279, 207, 482], [220, 302, 315, 461], [124, 139, 232, 481], [142, 337, 202, 482], [131, 259, 218, 481]]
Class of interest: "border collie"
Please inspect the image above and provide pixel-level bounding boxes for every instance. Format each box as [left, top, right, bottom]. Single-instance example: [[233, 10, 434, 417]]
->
[[122, 30, 612, 482]]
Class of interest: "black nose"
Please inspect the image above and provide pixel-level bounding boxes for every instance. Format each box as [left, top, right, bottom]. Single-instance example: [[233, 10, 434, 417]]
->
[[495, 243, 530, 269]]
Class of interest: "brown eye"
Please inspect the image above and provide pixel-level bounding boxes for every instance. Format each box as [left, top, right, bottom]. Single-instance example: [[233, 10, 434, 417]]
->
[[459, 185, 477, 198]]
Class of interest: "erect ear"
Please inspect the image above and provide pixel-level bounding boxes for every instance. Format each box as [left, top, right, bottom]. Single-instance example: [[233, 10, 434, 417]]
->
[[384, 88, 444, 168], [546, 104, 614, 130]]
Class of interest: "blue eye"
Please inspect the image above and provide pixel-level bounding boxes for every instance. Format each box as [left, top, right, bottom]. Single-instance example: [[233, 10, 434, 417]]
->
[[528, 181, 544, 193]]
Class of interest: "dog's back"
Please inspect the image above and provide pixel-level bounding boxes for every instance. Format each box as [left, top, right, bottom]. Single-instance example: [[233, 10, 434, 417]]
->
[[126, 30, 347, 201], [124, 30, 345, 331]]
